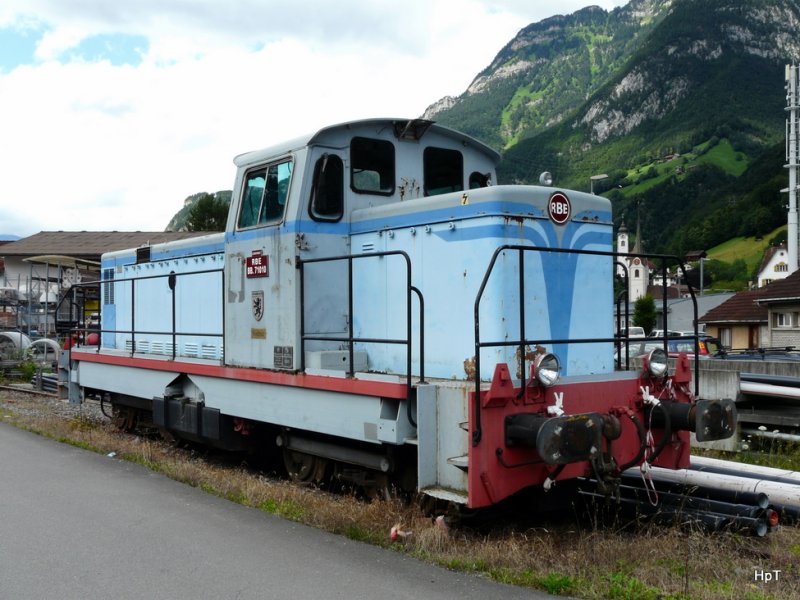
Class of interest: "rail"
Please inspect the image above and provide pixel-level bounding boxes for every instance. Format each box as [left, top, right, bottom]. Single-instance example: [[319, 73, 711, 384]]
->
[[472, 245, 699, 446], [297, 250, 425, 406]]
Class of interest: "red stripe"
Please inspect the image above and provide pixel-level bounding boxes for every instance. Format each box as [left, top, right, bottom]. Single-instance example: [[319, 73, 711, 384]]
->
[[71, 350, 408, 399]]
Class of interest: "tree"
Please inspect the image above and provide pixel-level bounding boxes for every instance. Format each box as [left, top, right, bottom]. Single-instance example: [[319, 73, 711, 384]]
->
[[633, 295, 656, 335], [186, 193, 230, 231]]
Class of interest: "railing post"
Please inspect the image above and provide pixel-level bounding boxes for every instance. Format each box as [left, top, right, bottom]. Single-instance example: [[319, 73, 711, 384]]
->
[[518, 248, 526, 391], [130, 278, 136, 355], [347, 257, 355, 378], [169, 271, 177, 360]]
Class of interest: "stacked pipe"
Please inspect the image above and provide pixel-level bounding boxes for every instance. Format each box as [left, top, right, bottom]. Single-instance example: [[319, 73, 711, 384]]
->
[[586, 454, 800, 536], [688, 455, 800, 524], [32, 372, 59, 394], [579, 473, 775, 537]]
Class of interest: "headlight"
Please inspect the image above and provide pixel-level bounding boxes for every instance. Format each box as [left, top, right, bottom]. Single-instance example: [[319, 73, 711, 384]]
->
[[535, 353, 561, 387], [647, 347, 669, 378]]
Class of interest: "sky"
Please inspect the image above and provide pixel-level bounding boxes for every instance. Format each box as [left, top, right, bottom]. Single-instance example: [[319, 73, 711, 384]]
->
[[0, 0, 627, 237]]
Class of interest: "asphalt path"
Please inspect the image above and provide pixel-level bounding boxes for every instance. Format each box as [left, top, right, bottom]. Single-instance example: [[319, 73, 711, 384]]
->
[[0, 423, 559, 600]]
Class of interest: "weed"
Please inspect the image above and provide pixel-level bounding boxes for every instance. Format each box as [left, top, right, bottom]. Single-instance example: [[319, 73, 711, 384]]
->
[[536, 572, 577, 595], [605, 572, 662, 600], [258, 498, 306, 521]]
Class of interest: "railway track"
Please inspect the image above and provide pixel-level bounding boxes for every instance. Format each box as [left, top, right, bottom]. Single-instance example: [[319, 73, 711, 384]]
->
[[0, 384, 56, 398]]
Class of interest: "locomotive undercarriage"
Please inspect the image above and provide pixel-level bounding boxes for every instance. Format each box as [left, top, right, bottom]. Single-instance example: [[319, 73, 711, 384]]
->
[[99, 389, 418, 497]]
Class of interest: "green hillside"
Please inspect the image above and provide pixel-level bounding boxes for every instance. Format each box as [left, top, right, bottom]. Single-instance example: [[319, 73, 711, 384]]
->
[[707, 225, 787, 273]]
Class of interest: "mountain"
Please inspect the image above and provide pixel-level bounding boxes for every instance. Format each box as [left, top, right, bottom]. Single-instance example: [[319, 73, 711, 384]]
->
[[166, 191, 231, 232], [424, 0, 674, 150], [426, 0, 800, 258]]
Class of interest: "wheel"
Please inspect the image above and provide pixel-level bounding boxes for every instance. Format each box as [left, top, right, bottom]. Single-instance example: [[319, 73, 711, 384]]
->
[[282, 449, 328, 484], [111, 405, 138, 431]]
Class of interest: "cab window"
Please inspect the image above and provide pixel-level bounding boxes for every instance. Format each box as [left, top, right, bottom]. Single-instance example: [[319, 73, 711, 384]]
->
[[309, 154, 344, 221], [351, 137, 394, 195], [469, 171, 491, 188], [237, 159, 293, 229], [424, 147, 463, 196]]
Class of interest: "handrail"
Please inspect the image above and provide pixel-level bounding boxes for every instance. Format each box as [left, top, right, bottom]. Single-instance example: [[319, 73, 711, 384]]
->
[[472, 245, 698, 446], [297, 250, 425, 408], [61, 267, 225, 360]]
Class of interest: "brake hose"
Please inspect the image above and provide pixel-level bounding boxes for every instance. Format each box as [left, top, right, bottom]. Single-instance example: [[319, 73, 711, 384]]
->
[[617, 412, 647, 472], [644, 401, 672, 465]]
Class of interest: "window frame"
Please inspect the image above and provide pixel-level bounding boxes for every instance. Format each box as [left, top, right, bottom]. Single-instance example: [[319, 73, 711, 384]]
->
[[308, 153, 344, 223], [423, 146, 464, 196], [236, 158, 294, 230], [773, 311, 792, 328], [350, 137, 395, 196]]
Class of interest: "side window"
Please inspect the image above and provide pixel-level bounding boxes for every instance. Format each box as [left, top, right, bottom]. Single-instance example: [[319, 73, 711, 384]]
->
[[309, 154, 344, 221], [237, 160, 293, 229], [423, 147, 463, 196], [351, 137, 394, 195]]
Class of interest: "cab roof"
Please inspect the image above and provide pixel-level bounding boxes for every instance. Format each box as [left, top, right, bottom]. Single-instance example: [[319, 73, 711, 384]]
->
[[233, 118, 502, 168]]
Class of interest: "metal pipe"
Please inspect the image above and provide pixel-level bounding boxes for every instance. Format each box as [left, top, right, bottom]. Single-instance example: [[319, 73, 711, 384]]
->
[[739, 380, 800, 400], [742, 428, 800, 444], [620, 472, 770, 509], [741, 372, 800, 388], [616, 483, 767, 519], [690, 455, 800, 485], [578, 490, 767, 536], [624, 465, 800, 509]]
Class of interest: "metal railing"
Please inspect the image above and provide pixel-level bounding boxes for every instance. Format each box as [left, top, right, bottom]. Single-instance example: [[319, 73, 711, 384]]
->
[[472, 245, 699, 446], [58, 267, 225, 361], [298, 250, 425, 405]]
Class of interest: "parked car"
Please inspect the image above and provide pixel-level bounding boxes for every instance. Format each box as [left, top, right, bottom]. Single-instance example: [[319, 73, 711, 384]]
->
[[648, 329, 684, 338], [664, 335, 722, 357], [615, 335, 722, 368], [619, 326, 646, 338], [713, 347, 800, 361]]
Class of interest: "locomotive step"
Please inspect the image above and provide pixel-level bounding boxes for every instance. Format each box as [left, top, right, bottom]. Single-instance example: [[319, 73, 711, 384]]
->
[[447, 455, 469, 471]]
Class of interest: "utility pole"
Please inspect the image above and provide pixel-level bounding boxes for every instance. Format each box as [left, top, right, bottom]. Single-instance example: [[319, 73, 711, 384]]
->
[[785, 65, 799, 273]]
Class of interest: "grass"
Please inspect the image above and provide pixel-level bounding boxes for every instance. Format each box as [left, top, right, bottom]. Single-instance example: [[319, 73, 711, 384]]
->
[[610, 138, 750, 200], [706, 225, 787, 273], [2, 391, 799, 599]]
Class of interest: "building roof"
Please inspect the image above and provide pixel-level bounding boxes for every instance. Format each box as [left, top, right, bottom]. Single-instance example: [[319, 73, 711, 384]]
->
[[0, 231, 212, 261], [757, 244, 787, 276], [756, 268, 800, 304], [699, 288, 768, 324]]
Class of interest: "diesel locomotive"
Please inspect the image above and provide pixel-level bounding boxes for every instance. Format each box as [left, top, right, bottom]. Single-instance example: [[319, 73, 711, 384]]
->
[[63, 118, 736, 507]]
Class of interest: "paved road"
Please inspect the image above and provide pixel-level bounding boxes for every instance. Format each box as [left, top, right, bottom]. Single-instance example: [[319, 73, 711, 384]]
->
[[0, 423, 558, 600]]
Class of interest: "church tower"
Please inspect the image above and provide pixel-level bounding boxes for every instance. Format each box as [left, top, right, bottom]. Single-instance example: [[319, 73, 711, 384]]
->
[[616, 220, 629, 278], [616, 210, 650, 303], [628, 209, 649, 302]]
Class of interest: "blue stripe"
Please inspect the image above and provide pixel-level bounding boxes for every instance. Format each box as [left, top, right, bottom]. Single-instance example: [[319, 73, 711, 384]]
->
[[223, 204, 611, 242], [434, 220, 612, 369]]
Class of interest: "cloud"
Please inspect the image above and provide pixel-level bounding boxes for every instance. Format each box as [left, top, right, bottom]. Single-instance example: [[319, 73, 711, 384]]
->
[[0, 0, 627, 236]]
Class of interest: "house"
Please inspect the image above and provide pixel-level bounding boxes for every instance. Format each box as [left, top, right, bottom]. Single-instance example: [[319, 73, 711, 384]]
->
[[756, 244, 791, 288], [1, 231, 209, 334], [755, 269, 800, 348], [698, 288, 768, 350]]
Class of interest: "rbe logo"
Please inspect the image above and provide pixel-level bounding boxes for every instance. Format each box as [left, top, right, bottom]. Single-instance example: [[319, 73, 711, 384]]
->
[[548, 192, 571, 225]]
